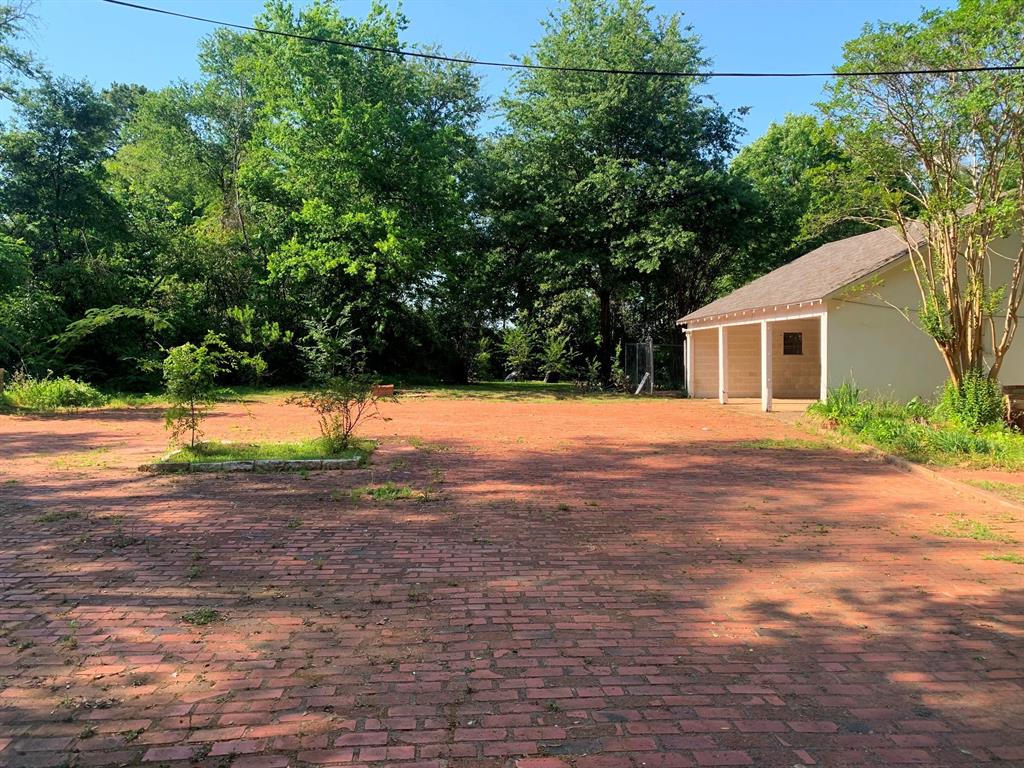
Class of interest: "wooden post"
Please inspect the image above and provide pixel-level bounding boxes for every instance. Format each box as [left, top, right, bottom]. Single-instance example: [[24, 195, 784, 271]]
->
[[718, 326, 728, 404], [684, 329, 694, 397], [760, 320, 772, 412], [819, 312, 828, 402]]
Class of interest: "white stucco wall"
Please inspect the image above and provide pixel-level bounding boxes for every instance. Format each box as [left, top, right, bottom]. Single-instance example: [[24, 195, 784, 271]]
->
[[827, 230, 1024, 401]]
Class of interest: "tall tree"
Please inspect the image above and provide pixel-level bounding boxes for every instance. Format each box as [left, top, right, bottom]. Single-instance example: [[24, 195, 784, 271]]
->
[[488, 0, 745, 383], [824, 0, 1024, 386], [726, 114, 869, 288], [231, 0, 482, 370]]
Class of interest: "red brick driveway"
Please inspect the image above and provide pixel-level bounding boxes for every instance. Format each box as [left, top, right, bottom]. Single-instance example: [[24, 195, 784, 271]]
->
[[1, 395, 1022, 767]]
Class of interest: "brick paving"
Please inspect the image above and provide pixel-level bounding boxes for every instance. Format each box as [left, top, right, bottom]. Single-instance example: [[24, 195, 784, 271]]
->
[[1, 395, 1023, 767]]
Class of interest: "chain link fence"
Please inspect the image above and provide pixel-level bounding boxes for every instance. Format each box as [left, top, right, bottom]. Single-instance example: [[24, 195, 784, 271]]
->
[[624, 340, 686, 395]]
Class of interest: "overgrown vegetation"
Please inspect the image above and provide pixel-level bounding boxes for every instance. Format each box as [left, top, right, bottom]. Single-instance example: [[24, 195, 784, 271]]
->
[[810, 381, 1024, 468], [352, 482, 418, 501], [1, 372, 106, 411]]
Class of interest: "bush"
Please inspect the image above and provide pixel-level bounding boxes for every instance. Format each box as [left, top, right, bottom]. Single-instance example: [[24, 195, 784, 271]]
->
[[811, 378, 1024, 468], [288, 374, 392, 453], [1, 372, 106, 411], [470, 337, 494, 382], [935, 370, 1004, 428], [501, 324, 535, 380], [540, 331, 573, 383]]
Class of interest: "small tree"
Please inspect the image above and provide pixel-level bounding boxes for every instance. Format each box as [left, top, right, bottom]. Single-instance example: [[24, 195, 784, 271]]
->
[[289, 309, 391, 452], [501, 324, 535, 380], [162, 333, 238, 447], [824, 0, 1024, 387], [540, 331, 574, 383], [470, 336, 494, 382], [289, 373, 390, 453]]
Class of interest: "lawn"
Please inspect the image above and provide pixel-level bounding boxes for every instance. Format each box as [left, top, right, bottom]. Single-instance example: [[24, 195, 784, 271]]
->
[[400, 380, 675, 401]]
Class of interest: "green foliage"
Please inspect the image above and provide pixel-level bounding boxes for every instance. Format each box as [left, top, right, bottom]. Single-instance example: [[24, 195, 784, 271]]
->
[[288, 374, 390, 454], [1, 372, 106, 411], [726, 114, 872, 287], [162, 333, 241, 447], [298, 312, 361, 385], [810, 380, 1024, 469], [469, 337, 494, 383], [935, 370, 1004, 429], [485, 0, 750, 383], [823, 0, 1024, 381], [540, 331, 574, 383], [501, 324, 535, 380]]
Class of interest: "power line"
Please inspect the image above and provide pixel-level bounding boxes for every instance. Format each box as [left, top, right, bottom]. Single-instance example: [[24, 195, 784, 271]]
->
[[101, 0, 1024, 80]]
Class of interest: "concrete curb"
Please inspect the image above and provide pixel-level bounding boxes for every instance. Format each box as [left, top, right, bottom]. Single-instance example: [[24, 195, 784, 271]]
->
[[792, 413, 1024, 512], [879, 452, 1024, 512], [140, 458, 362, 474]]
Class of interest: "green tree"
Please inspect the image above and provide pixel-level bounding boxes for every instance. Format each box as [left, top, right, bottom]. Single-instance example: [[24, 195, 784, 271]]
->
[[823, 0, 1024, 386], [727, 114, 870, 287], [501, 324, 536, 380], [162, 332, 244, 447], [488, 0, 747, 384], [232, 0, 482, 369]]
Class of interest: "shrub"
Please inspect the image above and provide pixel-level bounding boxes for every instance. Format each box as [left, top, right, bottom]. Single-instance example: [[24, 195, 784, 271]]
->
[[163, 333, 240, 447], [540, 331, 573, 383], [501, 324, 535, 380], [470, 337, 494, 382], [1, 372, 106, 411], [935, 370, 1004, 428], [288, 373, 392, 453]]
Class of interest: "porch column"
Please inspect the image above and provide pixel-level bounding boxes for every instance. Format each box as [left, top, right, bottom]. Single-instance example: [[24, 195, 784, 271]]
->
[[760, 320, 772, 412], [684, 329, 694, 397], [717, 325, 728, 404], [819, 311, 829, 402]]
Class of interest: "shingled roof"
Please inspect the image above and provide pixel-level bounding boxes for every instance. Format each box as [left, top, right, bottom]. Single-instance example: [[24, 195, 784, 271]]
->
[[680, 226, 923, 324]]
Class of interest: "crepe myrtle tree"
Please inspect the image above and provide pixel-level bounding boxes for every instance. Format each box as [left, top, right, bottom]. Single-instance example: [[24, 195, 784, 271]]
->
[[823, 0, 1024, 387]]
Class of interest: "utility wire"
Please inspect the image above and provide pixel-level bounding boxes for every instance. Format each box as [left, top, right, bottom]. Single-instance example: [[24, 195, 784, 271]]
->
[[102, 0, 1024, 79]]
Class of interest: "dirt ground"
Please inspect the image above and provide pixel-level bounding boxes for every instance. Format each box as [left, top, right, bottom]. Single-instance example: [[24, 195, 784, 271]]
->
[[1, 394, 1023, 768]]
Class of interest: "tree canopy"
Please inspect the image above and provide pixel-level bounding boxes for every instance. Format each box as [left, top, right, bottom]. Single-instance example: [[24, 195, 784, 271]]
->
[[0, 0, 1017, 392]]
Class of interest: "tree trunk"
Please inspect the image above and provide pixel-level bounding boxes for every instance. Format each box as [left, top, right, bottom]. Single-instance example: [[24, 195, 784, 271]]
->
[[598, 288, 613, 386]]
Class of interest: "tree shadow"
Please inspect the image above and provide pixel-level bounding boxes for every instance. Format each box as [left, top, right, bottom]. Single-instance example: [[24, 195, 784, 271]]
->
[[1, 435, 1022, 766]]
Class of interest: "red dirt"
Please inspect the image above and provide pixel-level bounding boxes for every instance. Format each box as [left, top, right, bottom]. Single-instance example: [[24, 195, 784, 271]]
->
[[1, 395, 1022, 767]]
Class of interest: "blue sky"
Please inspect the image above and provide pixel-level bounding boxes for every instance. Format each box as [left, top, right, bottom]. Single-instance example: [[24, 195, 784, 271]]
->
[[26, 0, 950, 144]]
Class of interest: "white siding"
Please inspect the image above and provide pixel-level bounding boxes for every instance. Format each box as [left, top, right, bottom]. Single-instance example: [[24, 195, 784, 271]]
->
[[827, 230, 1024, 400]]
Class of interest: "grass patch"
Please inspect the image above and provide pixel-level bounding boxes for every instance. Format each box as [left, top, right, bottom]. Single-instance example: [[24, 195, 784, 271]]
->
[[408, 436, 448, 453], [984, 552, 1024, 565], [36, 509, 80, 523], [352, 482, 419, 501], [736, 438, 827, 451], [933, 514, 1018, 543], [181, 607, 222, 626], [966, 480, 1024, 505], [158, 437, 373, 464]]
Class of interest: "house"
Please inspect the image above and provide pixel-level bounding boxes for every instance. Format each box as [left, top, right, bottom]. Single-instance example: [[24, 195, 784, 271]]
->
[[678, 226, 1024, 411]]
